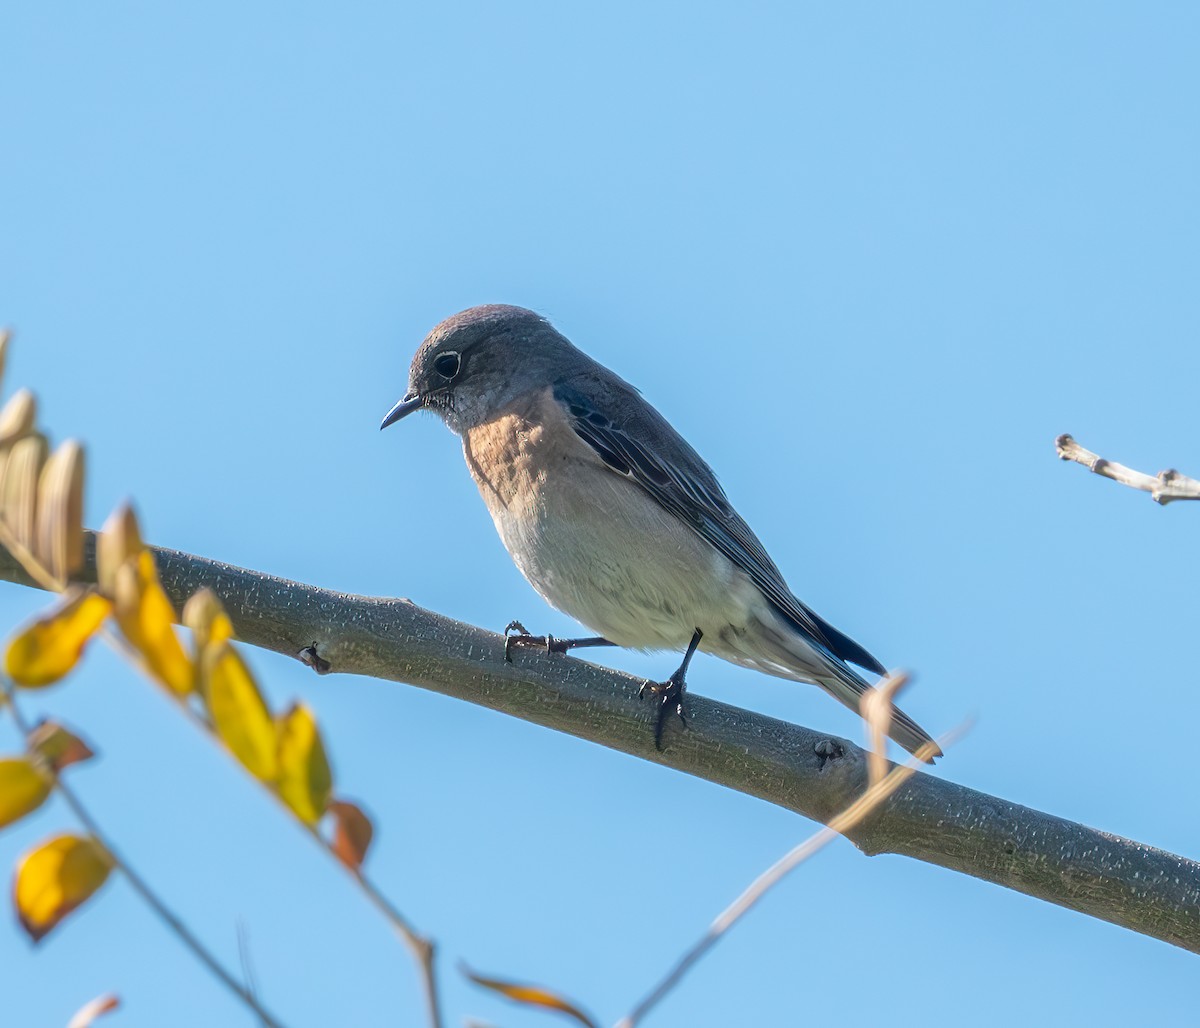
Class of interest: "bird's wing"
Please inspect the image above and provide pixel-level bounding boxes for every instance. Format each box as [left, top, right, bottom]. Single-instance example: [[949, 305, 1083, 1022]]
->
[[552, 379, 885, 676]]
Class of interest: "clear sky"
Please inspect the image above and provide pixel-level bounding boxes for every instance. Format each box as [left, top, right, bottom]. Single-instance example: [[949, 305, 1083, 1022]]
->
[[2, 3, 1198, 1025]]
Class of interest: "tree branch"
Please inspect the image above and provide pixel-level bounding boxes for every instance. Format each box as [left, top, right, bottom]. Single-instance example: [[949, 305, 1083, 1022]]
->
[[1056, 434, 1200, 504], [3, 533, 1198, 954]]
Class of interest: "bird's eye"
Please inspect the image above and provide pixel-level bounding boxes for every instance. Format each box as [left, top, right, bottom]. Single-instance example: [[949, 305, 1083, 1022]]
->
[[433, 351, 461, 380]]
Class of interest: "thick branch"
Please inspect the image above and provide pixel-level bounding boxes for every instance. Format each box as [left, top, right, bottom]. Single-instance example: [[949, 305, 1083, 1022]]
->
[[4, 534, 1198, 954], [1056, 433, 1200, 504]]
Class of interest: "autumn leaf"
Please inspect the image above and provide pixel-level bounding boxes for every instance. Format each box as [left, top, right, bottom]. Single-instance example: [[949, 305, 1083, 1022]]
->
[[27, 720, 96, 771], [5, 589, 112, 687], [0, 757, 53, 829], [0, 330, 10, 397], [113, 549, 193, 695], [35, 440, 86, 584], [182, 587, 235, 656], [0, 386, 36, 448], [96, 503, 143, 597], [276, 703, 332, 825], [327, 799, 374, 869], [67, 993, 120, 1028], [14, 833, 114, 941], [1, 432, 48, 555], [201, 641, 278, 781], [463, 966, 598, 1028]]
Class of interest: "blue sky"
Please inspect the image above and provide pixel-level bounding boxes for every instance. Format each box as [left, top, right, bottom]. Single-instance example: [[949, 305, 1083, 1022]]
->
[[2, 2, 1198, 1025]]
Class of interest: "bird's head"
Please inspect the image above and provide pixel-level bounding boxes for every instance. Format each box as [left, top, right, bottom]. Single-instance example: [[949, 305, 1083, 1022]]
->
[[381, 304, 575, 435]]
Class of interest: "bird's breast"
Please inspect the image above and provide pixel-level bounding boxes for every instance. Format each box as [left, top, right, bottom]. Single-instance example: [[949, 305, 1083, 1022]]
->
[[460, 389, 756, 650]]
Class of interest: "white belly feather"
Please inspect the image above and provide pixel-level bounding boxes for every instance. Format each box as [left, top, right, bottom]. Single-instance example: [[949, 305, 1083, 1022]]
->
[[460, 388, 761, 652]]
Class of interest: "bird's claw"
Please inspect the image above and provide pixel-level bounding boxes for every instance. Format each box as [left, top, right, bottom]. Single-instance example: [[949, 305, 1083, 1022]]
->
[[298, 642, 331, 675], [503, 620, 560, 661], [639, 672, 688, 750]]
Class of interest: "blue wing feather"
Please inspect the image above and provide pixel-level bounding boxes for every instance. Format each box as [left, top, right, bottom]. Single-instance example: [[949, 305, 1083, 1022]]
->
[[552, 380, 886, 676]]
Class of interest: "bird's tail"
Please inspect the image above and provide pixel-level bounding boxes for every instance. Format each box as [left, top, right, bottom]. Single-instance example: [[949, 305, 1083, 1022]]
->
[[816, 660, 941, 762]]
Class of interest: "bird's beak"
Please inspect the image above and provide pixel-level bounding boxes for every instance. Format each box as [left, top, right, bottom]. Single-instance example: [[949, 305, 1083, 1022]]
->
[[380, 391, 423, 430]]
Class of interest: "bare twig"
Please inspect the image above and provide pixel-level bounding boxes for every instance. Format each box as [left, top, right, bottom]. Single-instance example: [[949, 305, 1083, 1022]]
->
[[314, 825, 441, 1028], [2, 679, 287, 1028], [100, 628, 445, 1028], [1056, 434, 1200, 504], [615, 727, 960, 1027], [2, 534, 1200, 953], [859, 671, 910, 788], [0, 533, 442, 1028]]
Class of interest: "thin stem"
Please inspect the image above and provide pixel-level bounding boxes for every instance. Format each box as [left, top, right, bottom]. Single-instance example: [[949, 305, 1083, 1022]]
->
[[106, 627, 443, 1028], [616, 727, 964, 1028], [1055, 433, 1200, 504], [295, 820, 443, 1028], [349, 861, 441, 1028], [3, 679, 286, 1028]]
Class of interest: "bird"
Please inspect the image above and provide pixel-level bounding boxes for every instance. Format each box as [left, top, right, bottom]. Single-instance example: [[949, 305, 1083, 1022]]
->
[[381, 304, 939, 760]]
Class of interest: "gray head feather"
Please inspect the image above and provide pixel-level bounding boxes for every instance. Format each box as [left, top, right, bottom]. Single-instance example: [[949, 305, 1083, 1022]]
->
[[407, 304, 592, 433]]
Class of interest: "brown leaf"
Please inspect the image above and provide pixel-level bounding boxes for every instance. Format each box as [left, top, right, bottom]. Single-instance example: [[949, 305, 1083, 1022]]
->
[[0, 756, 53, 829], [113, 550, 193, 695], [327, 799, 374, 869], [35, 440, 85, 584], [5, 588, 113, 688], [27, 720, 96, 771], [13, 832, 114, 941], [200, 641, 278, 781], [463, 966, 598, 1028], [1, 432, 48, 555], [276, 703, 332, 825], [0, 386, 36, 447], [0, 329, 10, 393], [96, 503, 144, 597], [67, 993, 120, 1028]]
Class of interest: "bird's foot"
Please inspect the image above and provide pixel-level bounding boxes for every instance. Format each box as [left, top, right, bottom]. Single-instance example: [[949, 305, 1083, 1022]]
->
[[298, 642, 331, 675], [502, 620, 615, 662], [637, 628, 702, 750], [639, 671, 688, 750], [503, 620, 555, 662]]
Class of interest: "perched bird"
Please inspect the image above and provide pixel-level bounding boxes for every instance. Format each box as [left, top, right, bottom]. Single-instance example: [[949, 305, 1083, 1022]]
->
[[382, 304, 938, 759]]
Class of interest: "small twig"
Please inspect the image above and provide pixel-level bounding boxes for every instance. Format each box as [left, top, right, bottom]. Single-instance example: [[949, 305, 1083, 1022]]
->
[[109, 630, 444, 1028], [615, 724, 966, 1028], [1055, 434, 1200, 505], [323, 832, 443, 1028], [236, 920, 267, 1028], [859, 671, 910, 789], [2, 679, 287, 1028]]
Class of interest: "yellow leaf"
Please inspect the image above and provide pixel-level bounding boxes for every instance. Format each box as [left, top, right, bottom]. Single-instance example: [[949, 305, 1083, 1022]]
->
[[0, 757, 52, 829], [201, 641, 278, 781], [463, 967, 598, 1028], [96, 503, 143, 597], [113, 550, 192, 695], [182, 587, 235, 656], [328, 799, 374, 869], [276, 703, 332, 824], [36, 440, 85, 584], [5, 589, 112, 687], [14, 832, 113, 942]]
